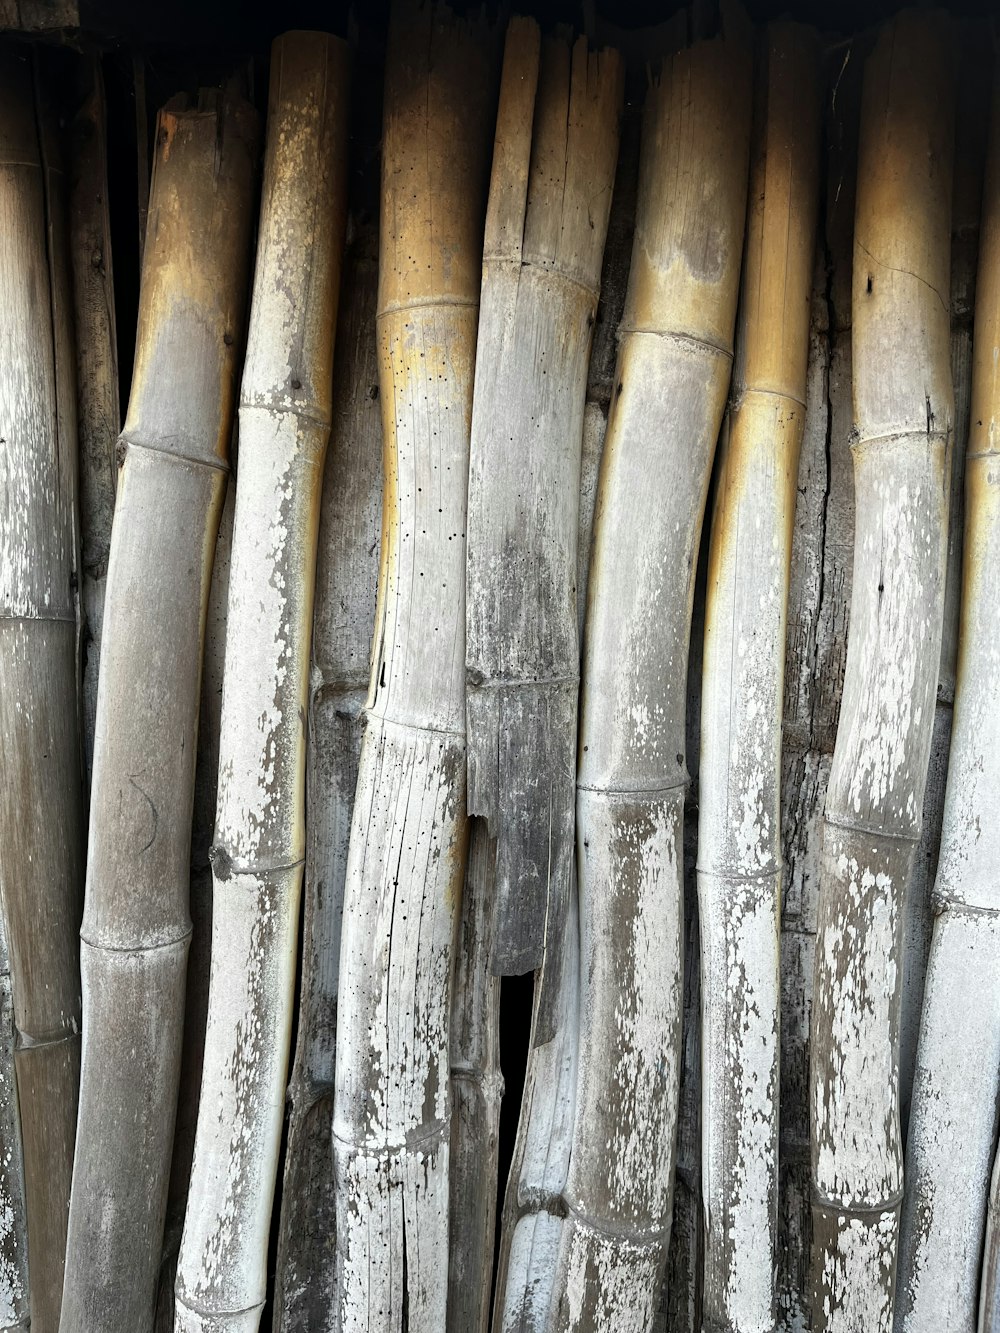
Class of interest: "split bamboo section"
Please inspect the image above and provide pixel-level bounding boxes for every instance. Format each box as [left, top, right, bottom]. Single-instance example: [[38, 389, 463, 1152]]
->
[[60, 91, 257, 1333], [331, 3, 496, 1326], [698, 25, 821, 1333], [465, 18, 621, 1027], [895, 58, 1000, 1333], [175, 34, 349, 1331], [548, 22, 752, 1329], [272, 223, 382, 1331], [0, 46, 83, 1333], [809, 13, 955, 1332]]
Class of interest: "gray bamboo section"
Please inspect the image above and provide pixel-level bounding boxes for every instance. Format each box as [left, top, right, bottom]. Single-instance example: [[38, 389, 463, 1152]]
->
[[0, 46, 83, 1333], [60, 89, 257, 1333]]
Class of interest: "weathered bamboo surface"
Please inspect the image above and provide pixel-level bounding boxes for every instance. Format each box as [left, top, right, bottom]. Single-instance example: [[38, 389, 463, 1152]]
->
[[465, 18, 622, 1023], [331, 3, 496, 1327], [272, 215, 382, 1331], [176, 34, 349, 1331], [894, 55, 1000, 1333], [809, 13, 955, 1331], [0, 46, 83, 1333], [60, 90, 257, 1333], [547, 21, 752, 1329], [698, 25, 821, 1333]]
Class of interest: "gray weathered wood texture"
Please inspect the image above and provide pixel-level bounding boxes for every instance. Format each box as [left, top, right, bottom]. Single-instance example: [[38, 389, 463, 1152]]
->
[[809, 13, 955, 1331], [59, 89, 257, 1333]]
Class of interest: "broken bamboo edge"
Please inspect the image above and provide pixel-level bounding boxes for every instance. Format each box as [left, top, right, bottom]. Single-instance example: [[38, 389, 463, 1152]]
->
[[0, 46, 83, 1333], [546, 20, 752, 1329], [331, 2, 496, 1326], [465, 17, 622, 1034], [271, 219, 382, 1331], [697, 24, 821, 1333], [60, 90, 257, 1333], [175, 34, 349, 1332], [808, 12, 956, 1332], [895, 55, 1000, 1333]]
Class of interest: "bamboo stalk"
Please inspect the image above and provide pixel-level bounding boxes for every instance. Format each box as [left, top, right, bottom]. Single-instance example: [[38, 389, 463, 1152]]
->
[[0, 45, 83, 1333], [465, 19, 621, 1029], [271, 215, 382, 1331], [175, 34, 349, 1330], [60, 89, 257, 1333], [809, 13, 955, 1330], [895, 55, 1000, 1333], [548, 20, 752, 1328], [69, 51, 119, 789], [331, 3, 496, 1326]]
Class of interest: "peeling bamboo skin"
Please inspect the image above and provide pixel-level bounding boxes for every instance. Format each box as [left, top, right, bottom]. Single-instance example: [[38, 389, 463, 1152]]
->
[[0, 47, 83, 1332], [548, 29, 751, 1331], [175, 35, 349, 1331], [273, 223, 382, 1332], [465, 19, 622, 1006], [809, 15, 955, 1332], [698, 27, 821, 1333], [896, 65, 1000, 1333], [61, 92, 257, 1333], [332, 5, 495, 1328]]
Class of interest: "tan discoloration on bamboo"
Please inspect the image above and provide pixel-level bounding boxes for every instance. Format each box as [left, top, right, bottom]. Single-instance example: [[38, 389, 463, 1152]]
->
[[698, 27, 821, 1333], [465, 19, 622, 1025], [809, 14, 955, 1331], [897, 59, 1000, 1333], [332, 5, 497, 1327], [60, 90, 256, 1333]]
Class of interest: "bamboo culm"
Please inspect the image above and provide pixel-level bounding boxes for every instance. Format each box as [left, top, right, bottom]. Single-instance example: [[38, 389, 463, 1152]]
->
[[0, 47, 83, 1333], [175, 34, 350, 1330], [271, 221, 382, 1332], [809, 14, 955, 1331], [331, 3, 497, 1326], [895, 57, 1000, 1333], [59, 90, 257, 1333], [547, 22, 752, 1329]]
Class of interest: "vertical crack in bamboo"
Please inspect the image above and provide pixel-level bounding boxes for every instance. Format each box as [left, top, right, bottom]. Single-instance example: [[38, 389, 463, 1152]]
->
[[175, 33, 349, 1331], [895, 54, 1000, 1333], [808, 13, 956, 1331], [271, 219, 382, 1331], [331, 2, 497, 1326], [547, 19, 752, 1329], [0, 45, 84, 1332], [464, 18, 622, 1034], [697, 25, 821, 1333], [60, 89, 257, 1333]]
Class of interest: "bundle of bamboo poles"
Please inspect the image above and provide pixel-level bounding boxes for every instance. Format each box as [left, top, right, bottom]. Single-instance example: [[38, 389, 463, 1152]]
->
[[5, 5, 1000, 1332]]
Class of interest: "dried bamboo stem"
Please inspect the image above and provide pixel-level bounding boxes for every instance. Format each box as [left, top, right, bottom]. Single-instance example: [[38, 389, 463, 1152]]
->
[[548, 20, 752, 1328], [465, 18, 621, 1027], [809, 13, 955, 1330], [175, 34, 349, 1330], [0, 46, 83, 1333], [698, 25, 821, 1333], [895, 56, 1000, 1333], [331, 3, 496, 1326], [60, 89, 257, 1333], [271, 218, 382, 1331]]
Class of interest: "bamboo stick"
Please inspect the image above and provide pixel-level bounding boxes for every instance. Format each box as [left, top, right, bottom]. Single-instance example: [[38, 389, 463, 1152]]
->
[[698, 26, 821, 1333], [59, 89, 257, 1333], [548, 20, 752, 1328], [0, 45, 83, 1333], [895, 55, 1000, 1333], [331, 3, 496, 1326], [465, 19, 621, 1028], [809, 13, 955, 1330], [271, 216, 382, 1331], [175, 34, 349, 1330], [69, 52, 119, 789]]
